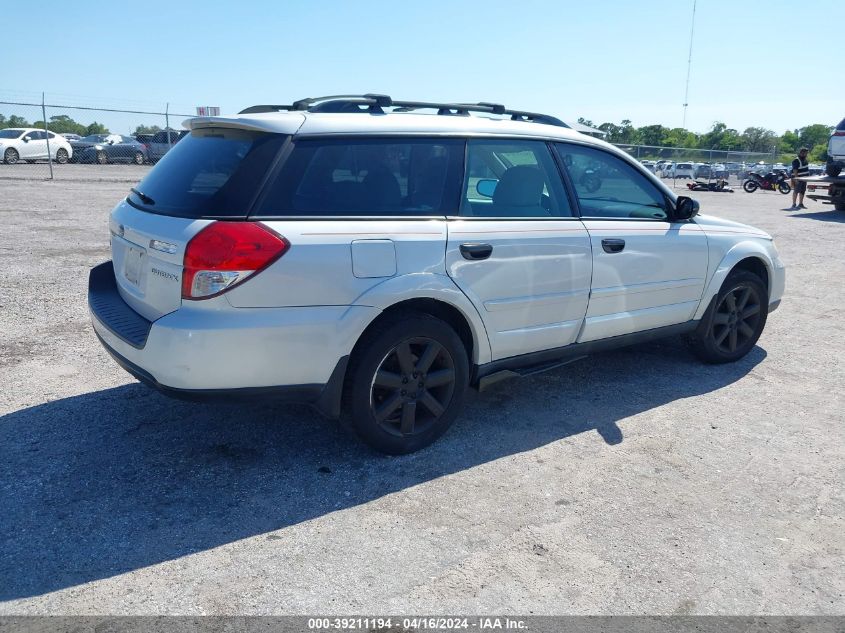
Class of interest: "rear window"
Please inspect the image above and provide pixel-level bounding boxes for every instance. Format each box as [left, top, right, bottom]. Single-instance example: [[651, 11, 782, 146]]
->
[[128, 128, 287, 218], [836, 118, 845, 131], [254, 138, 463, 217]]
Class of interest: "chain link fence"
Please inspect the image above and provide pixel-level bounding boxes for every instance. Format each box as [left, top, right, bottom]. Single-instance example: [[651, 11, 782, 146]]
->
[[0, 91, 194, 181], [612, 143, 783, 190]]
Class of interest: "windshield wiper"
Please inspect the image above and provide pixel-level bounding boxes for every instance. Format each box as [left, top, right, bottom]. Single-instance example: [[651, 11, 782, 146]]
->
[[130, 188, 155, 205]]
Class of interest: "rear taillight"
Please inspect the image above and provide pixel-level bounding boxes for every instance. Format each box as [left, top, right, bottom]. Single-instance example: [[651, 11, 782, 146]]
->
[[182, 221, 289, 300]]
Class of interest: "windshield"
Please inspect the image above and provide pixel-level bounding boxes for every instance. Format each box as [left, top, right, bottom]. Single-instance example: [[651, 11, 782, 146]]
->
[[81, 134, 109, 143], [127, 128, 287, 218], [0, 129, 24, 139]]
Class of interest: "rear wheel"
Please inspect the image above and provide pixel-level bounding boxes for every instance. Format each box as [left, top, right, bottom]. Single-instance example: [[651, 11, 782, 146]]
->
[[3, 148, 19, 164], [345, 312, 469, 454], [55, 148, 69, 164], [96, 151, 108, 165], [133, 152, 144, 165], [742, 180, 758, 193], [686, 271, 768, 364]]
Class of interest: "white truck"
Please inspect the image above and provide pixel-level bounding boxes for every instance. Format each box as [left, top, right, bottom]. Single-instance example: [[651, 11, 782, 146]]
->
[[798, 118, 845, 212]]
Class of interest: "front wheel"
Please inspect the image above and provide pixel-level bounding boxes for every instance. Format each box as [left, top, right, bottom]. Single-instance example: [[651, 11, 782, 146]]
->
[[778, 181, 791, 194], [686, 271, 768, 364], [345, 312, 469, 454], [133, 152, 144, 165], [743, 180, 758, 193], [3, 148, 19, 165], [96, 151, 108, 165]]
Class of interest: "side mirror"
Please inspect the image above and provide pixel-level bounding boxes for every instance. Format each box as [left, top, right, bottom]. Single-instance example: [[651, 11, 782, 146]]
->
[[476, 179, 498, 198], [22, 136, 30, 143], [674, 195, 699, 220]]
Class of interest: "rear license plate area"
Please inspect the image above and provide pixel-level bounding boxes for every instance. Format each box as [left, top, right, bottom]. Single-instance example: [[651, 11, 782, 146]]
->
[[124, 246, 145, 286]]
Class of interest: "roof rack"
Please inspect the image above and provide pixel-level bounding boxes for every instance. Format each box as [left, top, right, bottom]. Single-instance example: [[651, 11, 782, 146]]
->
[[238, 94, 569, 128]]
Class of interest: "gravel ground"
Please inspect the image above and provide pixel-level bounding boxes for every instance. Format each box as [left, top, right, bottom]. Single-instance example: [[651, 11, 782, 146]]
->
[[0, 173, 842, 615]]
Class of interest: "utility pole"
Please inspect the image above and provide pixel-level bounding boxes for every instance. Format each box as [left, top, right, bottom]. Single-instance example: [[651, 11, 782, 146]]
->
[[682, 0, 697, 130]]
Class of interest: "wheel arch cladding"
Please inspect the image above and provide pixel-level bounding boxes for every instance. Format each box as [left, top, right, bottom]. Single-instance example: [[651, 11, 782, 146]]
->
[[352, 299, 475, 367], [695, 242, 775, 320]]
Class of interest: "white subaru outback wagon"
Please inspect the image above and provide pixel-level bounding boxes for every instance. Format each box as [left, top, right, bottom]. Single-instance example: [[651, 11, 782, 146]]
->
[[89, 95, 785, 454]]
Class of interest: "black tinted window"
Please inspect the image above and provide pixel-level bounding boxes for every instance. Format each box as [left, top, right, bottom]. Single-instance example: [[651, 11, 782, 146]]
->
[[462, 139, 572, 217], [554, 143, 668, 220], [128, 129, 287, 218], [256, 138, 463, 216]]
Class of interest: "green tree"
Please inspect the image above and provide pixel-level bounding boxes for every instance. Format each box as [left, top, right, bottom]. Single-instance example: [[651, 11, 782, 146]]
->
[[798, 124, 833, 152], [741, 127, 778, 153], [85, 122, 109, 135], [6, 115, 30, 128], [780, 129, 800, 154], [638, 124, 666, 147], [134, 124, 162, 135]]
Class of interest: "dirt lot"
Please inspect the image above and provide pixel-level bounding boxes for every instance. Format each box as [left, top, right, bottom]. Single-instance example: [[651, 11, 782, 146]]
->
[[0, 171, 843, 615]]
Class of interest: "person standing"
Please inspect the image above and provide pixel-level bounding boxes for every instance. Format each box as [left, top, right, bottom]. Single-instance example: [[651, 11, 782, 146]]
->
[[789, 147, 810, 210]]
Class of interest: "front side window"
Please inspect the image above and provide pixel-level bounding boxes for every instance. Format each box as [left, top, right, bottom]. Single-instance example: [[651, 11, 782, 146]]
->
[[256, 138, 463, 216], [461, 139, 572, 217], [554, 143, 669, 220]]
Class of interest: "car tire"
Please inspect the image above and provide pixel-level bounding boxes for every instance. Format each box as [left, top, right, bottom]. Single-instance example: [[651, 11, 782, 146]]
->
[[686, 270, 768, 364], [344, 312, 469, 455], [55, 148, 69, 164], [96, 151, 108, 165], [4, 148, 19, 165], [133, 152, 144, 165]]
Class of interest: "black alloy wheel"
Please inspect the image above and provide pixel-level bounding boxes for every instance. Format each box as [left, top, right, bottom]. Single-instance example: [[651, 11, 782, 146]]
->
[[96, 151, 108, 165], [687, 271, 768, 363], [370, 336, 456, 439], [346, 312, 469, 454]]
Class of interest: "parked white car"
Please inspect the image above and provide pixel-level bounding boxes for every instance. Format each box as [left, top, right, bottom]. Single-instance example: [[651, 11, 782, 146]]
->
[[670, 162, 696, 179], [0, 128, 73, 164], [88, 95, 785, 454]]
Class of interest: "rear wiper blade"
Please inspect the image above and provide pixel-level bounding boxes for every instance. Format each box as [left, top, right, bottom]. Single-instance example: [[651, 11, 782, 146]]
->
[[130, 188, 155, 205]]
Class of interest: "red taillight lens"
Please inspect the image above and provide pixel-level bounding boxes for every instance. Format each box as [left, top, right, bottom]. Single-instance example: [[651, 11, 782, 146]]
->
[[182, 221, 289, 300]]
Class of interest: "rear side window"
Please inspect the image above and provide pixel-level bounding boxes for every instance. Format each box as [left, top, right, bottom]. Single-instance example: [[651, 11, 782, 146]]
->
[[255, 138, 463, 216], [128, 128, 287, 218]]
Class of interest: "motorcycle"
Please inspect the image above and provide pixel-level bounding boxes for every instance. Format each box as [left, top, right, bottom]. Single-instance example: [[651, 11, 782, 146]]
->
[[743, 171, 791, 194], [687, 178, 734, 193]]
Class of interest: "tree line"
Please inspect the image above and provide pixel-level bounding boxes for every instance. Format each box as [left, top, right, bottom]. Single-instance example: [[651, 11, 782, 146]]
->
[[579, 118, 833, 163], [0, 114, 163, 137], [1, 111, 832, 163]]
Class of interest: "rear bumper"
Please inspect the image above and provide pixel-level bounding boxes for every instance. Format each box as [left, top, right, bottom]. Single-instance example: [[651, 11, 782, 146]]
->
[[88, 261, 377, 417]]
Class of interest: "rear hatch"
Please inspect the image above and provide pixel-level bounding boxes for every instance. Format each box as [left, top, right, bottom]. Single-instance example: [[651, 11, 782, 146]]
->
[[111, 124, 292, 321]]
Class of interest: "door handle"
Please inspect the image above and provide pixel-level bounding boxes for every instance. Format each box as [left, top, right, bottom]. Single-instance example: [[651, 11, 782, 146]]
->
[[601, 238, 625, 254], [459, 243, 493, 260]]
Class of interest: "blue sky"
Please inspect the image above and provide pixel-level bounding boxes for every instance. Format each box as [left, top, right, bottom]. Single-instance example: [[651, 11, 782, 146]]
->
[[3, 0, 842, 135]]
